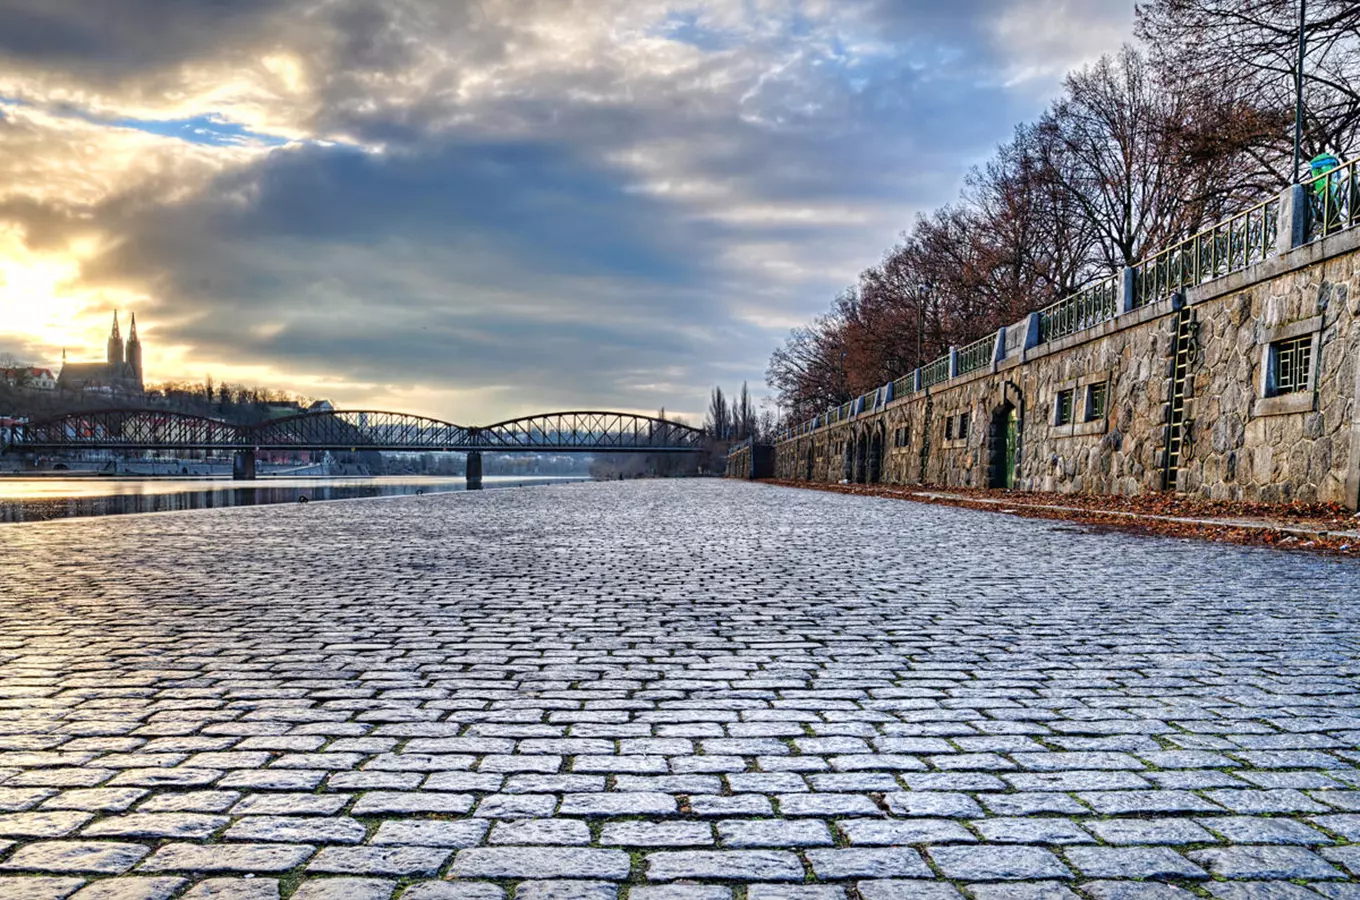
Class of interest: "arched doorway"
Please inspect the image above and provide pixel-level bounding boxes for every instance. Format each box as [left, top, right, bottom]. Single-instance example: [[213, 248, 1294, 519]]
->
[[842, 439, 854, 483], [988, 403, 1019, 489], [867, 427, 884, 484], [805, 445, 815, 481], [854, 434, 869, 483]]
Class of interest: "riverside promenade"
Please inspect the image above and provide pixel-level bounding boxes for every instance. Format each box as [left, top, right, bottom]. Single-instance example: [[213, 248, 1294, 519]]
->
[[1, 481, 1359, 900]]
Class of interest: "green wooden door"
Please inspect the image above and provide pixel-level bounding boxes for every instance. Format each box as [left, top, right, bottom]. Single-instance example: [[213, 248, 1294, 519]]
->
[[1003, 408, 1019, 488]]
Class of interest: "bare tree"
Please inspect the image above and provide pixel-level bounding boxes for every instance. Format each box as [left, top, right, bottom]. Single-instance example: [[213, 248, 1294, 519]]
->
[[735, 383, 756, 441], [766, 311, 852, 420], [768, 11, 1320, 429], [705, 386, 729, 440], [1038, 47, 1215, 273], [1138, 0, 1360, 183]]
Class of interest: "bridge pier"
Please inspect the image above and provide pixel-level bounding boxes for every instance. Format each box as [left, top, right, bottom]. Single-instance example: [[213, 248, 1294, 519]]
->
[[233, 450, 257, 481], [465, 450, 483, 491]]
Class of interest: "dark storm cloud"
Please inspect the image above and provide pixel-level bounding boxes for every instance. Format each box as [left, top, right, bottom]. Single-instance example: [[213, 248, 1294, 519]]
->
[[76, 134, 768, 408], [0, 0, 290, 76]]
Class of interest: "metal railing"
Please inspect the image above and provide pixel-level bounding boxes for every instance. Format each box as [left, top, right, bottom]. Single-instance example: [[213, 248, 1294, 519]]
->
[[726, 437, 753, 458], [920, 355, 950, 388], [956, 334, 996, 376], [1038, 276, 1118, 343], [860, 386, 886, 414], [1304, 156, 1358, 242], [892, 373, 916, 398], [1132, 195, 1281, 309]]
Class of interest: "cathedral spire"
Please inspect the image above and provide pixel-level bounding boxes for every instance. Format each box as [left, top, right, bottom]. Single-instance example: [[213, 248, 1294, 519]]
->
[[125, 311, 144, 390], [107, 311, 124, 365]]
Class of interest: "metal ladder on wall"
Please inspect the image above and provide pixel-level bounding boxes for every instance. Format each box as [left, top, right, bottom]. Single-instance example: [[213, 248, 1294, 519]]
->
[[1162, 307, 1195, 491]]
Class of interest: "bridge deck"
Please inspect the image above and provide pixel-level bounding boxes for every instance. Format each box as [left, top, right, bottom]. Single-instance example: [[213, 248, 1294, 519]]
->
[[5, 408, 708, 453]]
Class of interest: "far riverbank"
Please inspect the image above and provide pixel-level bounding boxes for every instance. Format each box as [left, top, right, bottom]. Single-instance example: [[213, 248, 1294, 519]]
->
[[0, 475, 588, 523]]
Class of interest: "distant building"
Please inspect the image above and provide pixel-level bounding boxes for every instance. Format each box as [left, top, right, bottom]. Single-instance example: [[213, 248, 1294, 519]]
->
[[1, 367, 57, 391], [58, 313, 144, 394]]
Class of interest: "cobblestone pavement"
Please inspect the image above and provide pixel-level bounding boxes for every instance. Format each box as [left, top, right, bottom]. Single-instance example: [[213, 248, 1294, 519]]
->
[[1, 479, 1359, 900]]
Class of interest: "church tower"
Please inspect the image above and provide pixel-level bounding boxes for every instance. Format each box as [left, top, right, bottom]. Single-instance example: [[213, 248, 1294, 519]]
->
[[126, 313, 143, 389], [106, 313, 124, 365]]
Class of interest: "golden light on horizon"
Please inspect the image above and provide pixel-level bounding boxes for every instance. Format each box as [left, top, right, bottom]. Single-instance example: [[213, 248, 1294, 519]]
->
[[0, 225, 140, 363]]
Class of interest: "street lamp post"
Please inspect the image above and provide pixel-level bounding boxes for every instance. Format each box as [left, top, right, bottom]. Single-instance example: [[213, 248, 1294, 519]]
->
[[1293, 0, 1307, 182], [916, 281, 929, 369]]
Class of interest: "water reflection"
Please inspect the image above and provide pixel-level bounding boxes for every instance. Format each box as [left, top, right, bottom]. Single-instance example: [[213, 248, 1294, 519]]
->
[[0, 476, 583, 523]]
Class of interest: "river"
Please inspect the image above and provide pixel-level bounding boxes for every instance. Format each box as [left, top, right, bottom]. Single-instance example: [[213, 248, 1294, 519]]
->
[[0, 475, 588, 523]]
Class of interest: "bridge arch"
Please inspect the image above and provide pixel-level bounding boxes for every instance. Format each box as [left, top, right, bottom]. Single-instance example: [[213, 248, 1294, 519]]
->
[[14, 409, 245, 450], [248, 410, 470, 451], [476, 411, 706, 452]]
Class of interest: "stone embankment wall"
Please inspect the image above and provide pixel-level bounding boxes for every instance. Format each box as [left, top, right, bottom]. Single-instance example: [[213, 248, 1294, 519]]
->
[[724, 440, 774, 480], [761, 222, 1360, 509]]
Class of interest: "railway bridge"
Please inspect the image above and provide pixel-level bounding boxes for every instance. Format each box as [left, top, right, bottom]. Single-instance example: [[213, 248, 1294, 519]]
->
[[3, 408, 708, 487]]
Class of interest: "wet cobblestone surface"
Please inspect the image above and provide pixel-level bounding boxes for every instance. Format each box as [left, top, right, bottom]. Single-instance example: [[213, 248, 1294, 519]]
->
[[0, 479, 1359, 899]]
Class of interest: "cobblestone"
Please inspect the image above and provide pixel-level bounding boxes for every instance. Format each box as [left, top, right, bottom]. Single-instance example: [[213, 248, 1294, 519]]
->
[[67, 877, 188, 900], [138, 843, 314, 873], [857, 882, 963, 900], [180, 880, 278, 900], [1200, 815, 1331, 844], [516, 881, 618, 900], [308, 845, 451, 876], [0, 877, 88, 900], [645, 850, 803, 881], [0, 841, 150, 874], [716, 818, 832, 848], [1187, 845, 1346, 880], [1063, 847, 1207, 879], [452, 847, 631, 880], [0, 481, 1357, 897], [289, 879, 394, 900], [369, 819, 488, 847], [804, 847, 932, 879], [928, 845, 1073, 880]]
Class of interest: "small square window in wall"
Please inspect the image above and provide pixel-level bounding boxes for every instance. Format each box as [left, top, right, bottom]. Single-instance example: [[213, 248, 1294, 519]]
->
[[1268, 335, 1313, 396], [945, 417, 955, 440], [1055, 389, 1075, 426], [1086, 383, 1108, 421], [957, 413, 969, 439]]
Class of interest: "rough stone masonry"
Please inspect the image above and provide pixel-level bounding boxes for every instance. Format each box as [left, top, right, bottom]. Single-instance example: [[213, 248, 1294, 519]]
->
[[765, 222, 1360, 509], [1, 480, 1359, 900]]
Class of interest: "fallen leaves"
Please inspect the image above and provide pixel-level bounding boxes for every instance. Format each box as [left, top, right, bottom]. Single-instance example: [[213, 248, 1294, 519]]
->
[[759, 480, 1360, 558]]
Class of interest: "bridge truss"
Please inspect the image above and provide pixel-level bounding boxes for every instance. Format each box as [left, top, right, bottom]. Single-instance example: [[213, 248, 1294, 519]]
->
[[6, 409, 708, 454]]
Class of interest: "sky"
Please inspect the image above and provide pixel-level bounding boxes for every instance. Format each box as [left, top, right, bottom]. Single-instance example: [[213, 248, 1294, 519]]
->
[[0, 0, 1134, 424]]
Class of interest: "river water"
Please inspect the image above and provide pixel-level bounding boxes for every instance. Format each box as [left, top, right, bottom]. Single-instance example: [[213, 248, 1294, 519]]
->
[[0, 475, 587, 523]]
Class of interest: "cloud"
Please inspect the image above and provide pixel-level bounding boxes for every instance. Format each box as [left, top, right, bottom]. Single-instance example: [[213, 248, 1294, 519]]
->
[[0, 0, 1134, 421]]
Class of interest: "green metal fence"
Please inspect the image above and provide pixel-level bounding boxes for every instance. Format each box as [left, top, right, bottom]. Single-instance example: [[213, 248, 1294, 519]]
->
[[1038, 276, 1118, 344], [956, 334, 996, 376], [920, 355, 950, 388], [1132, 195, 1281, 309], [1304, 156, 1357, 242]]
